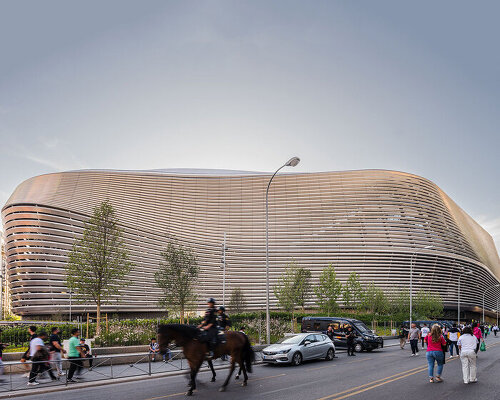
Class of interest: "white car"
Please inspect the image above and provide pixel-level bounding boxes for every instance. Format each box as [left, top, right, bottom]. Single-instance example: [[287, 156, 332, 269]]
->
[[262, 333, 335, 366]]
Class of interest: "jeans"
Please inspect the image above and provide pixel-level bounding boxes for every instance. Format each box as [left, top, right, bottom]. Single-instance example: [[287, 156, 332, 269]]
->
[[460, 350, 477, 383], [410, 339, 419, 354], [67, 357, 83, 379], [50, 352, 63, 374], [426, 351, 444, 377], [449, 341, 459, 356]]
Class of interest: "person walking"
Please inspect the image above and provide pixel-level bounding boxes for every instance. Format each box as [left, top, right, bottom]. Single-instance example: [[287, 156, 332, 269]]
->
[[66, 328, 83, 383], [408, 323, 421, 356], [21, 326, 38, 377], [448, 323, 460, 358], [345, 326, 356, 356], [458, 326, 478, 384], [473, 323, 483, 355], [493, 325, 499, 337], [421, 324, 430, 349], [425, 324, 447, 383], [49, 327, 66, 376], [28, 331, 57, 386], [399, 325, 408, 349], [327, 325, 335, 342]]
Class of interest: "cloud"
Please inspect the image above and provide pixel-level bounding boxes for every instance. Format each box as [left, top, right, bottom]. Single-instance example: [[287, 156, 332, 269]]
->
[[23, 154, 70, 171]]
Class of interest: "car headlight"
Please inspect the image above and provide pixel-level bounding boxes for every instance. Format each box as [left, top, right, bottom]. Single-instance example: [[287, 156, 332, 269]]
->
[[278, 349, 291, 354]]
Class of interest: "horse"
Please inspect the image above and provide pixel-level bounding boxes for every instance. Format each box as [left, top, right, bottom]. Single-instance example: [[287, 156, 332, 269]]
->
[[158, 324, 254, 396]]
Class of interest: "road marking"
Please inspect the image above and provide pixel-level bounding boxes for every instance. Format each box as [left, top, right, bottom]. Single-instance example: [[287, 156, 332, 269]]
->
[[249, 373, 286, 382], [146, 392, 186, 400], [316, 364, 428, 400]]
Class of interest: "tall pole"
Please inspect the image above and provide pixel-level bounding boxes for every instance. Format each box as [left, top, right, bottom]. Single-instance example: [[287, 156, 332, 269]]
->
[[69, 289, 72, 322], [222, 233, 226, 307], [266, 157, 300, 345], [482, 284, 499, 324], [409, 245, 433, 327], [497, 298, 499, 327]]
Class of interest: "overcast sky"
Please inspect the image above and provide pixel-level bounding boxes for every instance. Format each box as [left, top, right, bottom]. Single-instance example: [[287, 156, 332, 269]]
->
[[1, 0, 499, 249]]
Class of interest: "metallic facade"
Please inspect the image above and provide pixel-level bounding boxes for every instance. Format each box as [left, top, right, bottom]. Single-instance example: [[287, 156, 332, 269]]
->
[[2, 169, 500, 318]]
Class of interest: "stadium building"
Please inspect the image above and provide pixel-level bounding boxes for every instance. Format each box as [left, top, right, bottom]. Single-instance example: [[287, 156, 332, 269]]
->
[[2, 169, 500, 320]]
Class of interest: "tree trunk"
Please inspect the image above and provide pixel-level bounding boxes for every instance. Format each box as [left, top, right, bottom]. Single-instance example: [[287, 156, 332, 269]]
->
[[96, 300, 101, 336], [180, 308, 184, 324]]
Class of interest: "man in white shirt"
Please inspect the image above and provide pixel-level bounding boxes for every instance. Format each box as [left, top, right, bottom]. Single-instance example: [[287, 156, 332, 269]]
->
[[28, 331, 57, 386], [420, 324, 430, 348], [458, 326, 478, 384]]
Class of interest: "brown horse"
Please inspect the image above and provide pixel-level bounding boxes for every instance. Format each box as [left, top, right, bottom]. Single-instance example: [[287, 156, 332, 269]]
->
[[158, 324, 254, 396]]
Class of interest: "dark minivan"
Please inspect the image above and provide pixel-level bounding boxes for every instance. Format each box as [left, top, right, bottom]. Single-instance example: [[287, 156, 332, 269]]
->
[[301, 317, 384, 352]]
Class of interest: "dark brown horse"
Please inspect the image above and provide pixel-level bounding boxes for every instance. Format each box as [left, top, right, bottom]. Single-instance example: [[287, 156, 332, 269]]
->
[[158, 324, 254, 396]]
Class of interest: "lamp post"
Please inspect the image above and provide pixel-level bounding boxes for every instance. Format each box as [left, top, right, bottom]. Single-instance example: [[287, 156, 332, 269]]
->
[[482, 284, 500, 324], [69, 289, 72, 322], [457, 270, 473, 326], [266, 156, 300, 344], [409, 245, 434, 327]]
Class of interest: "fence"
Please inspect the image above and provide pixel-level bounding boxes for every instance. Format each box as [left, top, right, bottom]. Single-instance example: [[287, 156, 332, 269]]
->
[[0, 350, 264, 393]]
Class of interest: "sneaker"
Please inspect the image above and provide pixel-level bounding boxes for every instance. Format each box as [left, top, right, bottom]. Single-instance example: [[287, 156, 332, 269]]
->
[[411, 354, 415, 357], [416, 352, 419, 356], [27, 382, 40, 386], [449, 355, 453, 359], [66, 378, 77, 383]]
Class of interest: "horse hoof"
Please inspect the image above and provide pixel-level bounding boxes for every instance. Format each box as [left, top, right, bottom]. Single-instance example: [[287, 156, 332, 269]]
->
[[219, 387, 226, 392], [211, 378, 216, 382]]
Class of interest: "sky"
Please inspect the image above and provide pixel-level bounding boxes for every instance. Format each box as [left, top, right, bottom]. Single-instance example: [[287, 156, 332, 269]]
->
[[0, 0, 499, 249]]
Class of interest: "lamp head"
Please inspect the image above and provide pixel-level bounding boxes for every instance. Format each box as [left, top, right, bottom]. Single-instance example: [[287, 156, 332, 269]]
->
[[285, 157, 300, 167]]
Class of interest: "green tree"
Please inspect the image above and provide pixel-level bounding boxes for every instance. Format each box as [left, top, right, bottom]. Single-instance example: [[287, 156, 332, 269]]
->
[[315, 265, 343, 316], [66, 200, 131, 335], [274, 263, 312, 323], [415, 290, 443, 319], [229, 287, 247, 313], [390, 290, 411, 321], [360, 282, 390, 315], [342, 272, 363, 310], [155, 241, 199, 324]]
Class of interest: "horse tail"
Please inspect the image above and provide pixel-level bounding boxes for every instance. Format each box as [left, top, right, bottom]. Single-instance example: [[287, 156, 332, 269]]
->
[[242, 334, 255, 373]]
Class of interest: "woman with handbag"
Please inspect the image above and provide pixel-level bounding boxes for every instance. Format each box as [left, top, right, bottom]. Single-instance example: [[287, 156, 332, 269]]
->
[[425, 324, 447, 383]]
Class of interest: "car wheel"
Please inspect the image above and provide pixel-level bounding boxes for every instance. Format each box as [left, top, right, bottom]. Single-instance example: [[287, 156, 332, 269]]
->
[[354, 343, 363, 353], [325, 348, 335, 361], [292, 352, 302, 366]]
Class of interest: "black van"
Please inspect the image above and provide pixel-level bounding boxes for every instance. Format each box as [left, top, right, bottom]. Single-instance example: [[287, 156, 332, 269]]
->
[[301, 317, 384, 352], [402, 320, 452, 330]]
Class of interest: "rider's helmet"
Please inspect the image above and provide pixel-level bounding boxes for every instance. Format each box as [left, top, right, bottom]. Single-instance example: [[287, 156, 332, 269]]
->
[[207, 297, 216, 305], [218, 306, 225, 312]]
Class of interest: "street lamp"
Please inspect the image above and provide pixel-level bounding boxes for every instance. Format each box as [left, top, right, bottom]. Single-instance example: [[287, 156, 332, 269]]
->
[[409, 245, 434, 327], [457, 270, 473, 326], [482, 284, 500, 324], [266, 156, 300, 344]]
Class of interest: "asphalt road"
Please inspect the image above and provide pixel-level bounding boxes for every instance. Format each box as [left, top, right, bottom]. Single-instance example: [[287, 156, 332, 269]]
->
[[16, 335, 500, 400]]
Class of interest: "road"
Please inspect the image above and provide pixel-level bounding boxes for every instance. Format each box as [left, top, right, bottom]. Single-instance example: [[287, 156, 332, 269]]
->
[[17, 335, 500, 400]]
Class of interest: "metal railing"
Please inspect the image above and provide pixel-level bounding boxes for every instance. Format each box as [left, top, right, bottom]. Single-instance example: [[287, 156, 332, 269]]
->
[[0, 351, 263, 393]]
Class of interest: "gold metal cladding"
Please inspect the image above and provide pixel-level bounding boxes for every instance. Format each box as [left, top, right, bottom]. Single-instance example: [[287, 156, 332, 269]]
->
[[2, 169, 500, 317]]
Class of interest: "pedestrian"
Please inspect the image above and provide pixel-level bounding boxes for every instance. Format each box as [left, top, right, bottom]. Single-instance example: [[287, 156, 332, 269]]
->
[[493, 325, 499, 337], [425, 324, 447, 383], [327, 325, 335, 342], [149, 338, 159, 362], [21, 326, 38, 377], [399, 325, 408, 349], [448, 323, 460, 358], [28, 331, 57, 386], [79, 339, 94, 370], [472, 323, 483, 355], [484, 325, 489, 338], [407, 323, 421, 356], [66, 328, 84, 383], [421, 324, 430, 349], [49, 327, 66, 376], [457, 326, 478, 384], [0, 331, 7, 382], [345, 326, 356, 356]]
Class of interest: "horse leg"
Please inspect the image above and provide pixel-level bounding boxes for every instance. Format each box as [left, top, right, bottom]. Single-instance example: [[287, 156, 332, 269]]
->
[[219, 359, 236, 392], [186, 362, 202, 396], [208, 359, 216, 382], [241, 363, 249, 386]]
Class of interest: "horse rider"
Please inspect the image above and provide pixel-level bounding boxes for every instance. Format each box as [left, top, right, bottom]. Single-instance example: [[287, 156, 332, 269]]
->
[[198, 298, 218, 359], [217, 306, 231, 333]]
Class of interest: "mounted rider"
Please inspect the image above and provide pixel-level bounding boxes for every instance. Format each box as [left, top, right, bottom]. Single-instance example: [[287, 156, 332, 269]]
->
[[198, 298, 218, 359], [217, 306, 231, 333]]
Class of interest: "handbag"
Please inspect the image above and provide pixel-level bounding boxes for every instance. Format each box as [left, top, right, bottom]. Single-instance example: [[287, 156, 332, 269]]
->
[[480, 341, 486, 352]]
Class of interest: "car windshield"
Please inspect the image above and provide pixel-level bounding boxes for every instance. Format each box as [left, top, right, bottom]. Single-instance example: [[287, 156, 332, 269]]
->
[[276, 335, 305, 344], [354, 322, 370, 333]]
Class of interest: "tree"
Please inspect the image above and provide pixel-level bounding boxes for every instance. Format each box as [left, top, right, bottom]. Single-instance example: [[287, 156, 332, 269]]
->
[[154, 241, 199, 323], [390, 290, 411, 321], [315, 265, 343, 316], [415, 290, 443, 319], [274, 263, 312, 321], [360, 282, 390, 315], [229, 287, 247, 313], [66, 200, 131, 335], [342, 272, 363, 310]]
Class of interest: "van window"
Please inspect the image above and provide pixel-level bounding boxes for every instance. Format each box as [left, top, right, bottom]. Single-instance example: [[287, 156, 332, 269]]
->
[[313, 322, 321, 331]]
